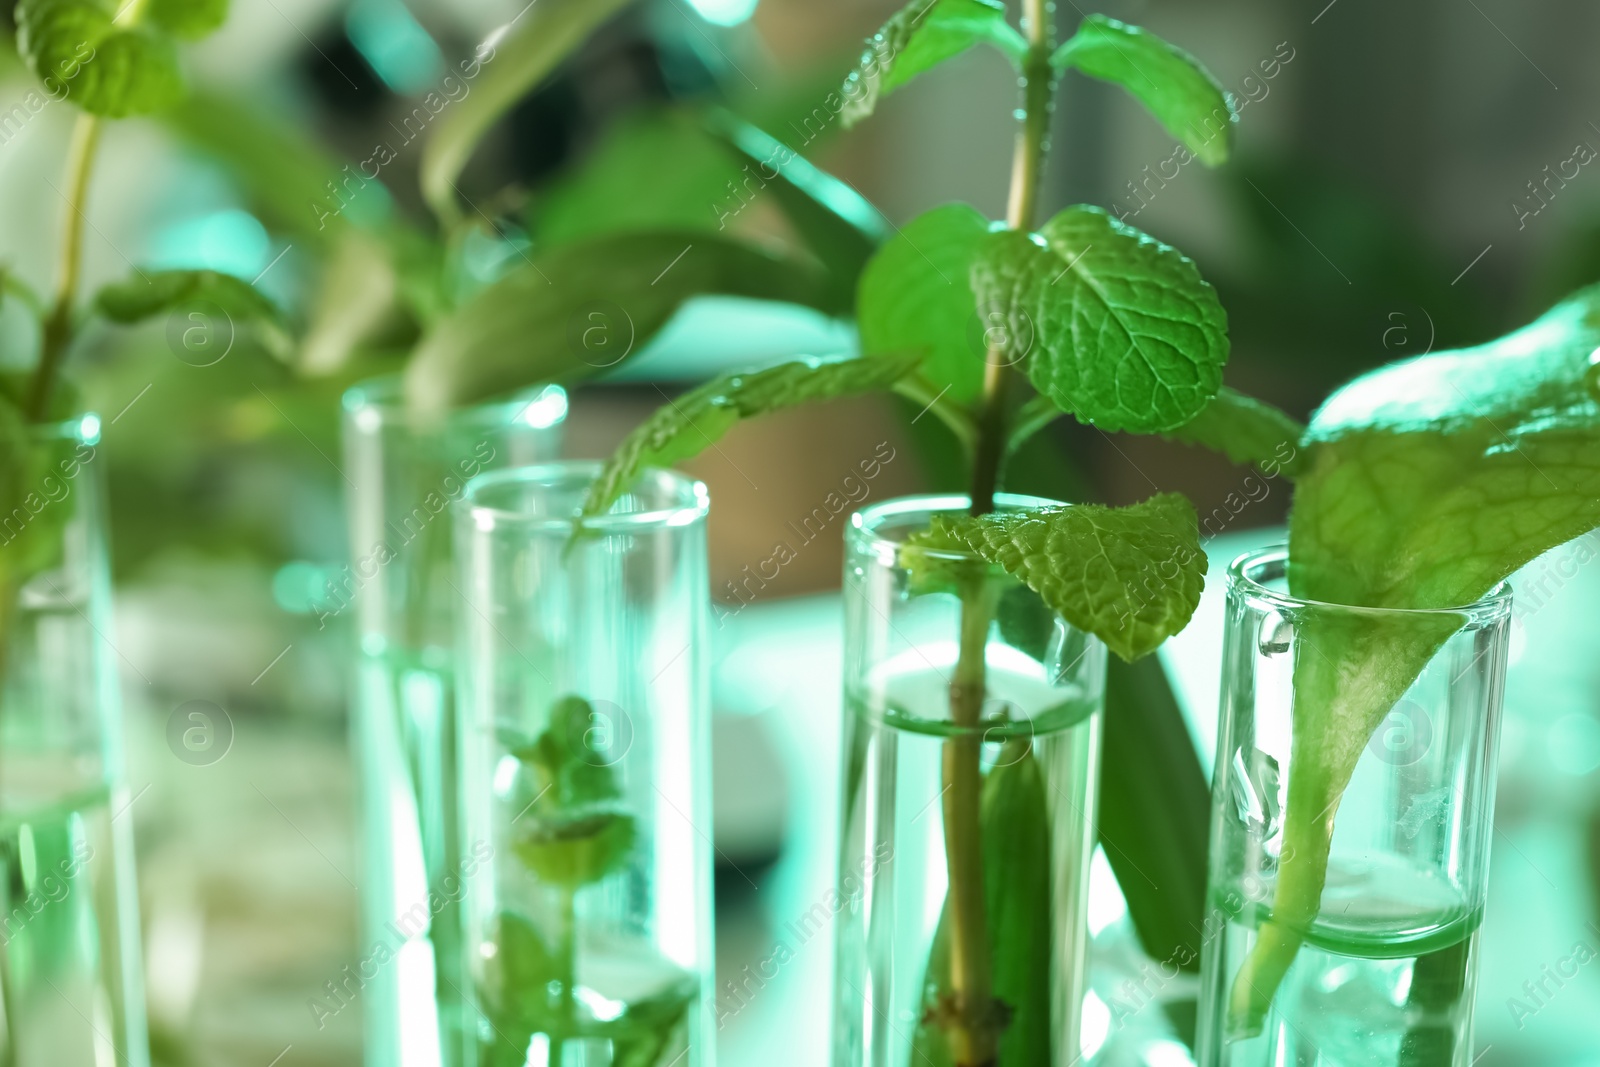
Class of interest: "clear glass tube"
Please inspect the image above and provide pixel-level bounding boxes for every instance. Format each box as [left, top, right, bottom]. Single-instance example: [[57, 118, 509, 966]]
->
[[454, 461, 714, 1067], [832, 494, 1105, 1067], [0, 414, 148, 1066], [1197, 546, 1512, 1067], [340, 377, 566, 1067]]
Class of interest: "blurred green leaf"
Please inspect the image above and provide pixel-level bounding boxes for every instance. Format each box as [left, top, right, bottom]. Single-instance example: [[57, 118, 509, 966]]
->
[[858, 203, 991, 404], [1163, 386, 1306, 474], [147, 0, 227, 39], [704, 108, 888, 304], [534, 108, 744, 246], [420, 0, 634, 222], [1053, 15, 1233, 166], [17, 0, 181, 117], [94, 269, 290, 357], [841, 0, 1025, 128], [163, 94, 355, 246], [404, 230, 842, 412]]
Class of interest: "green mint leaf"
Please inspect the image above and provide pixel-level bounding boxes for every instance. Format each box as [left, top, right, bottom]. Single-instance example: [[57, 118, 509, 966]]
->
[[1162, 386, 1306, 475], [420, 0, 633, 221], [508, 695, 636, 888], [974, 205, 1228, 433], [858, 202, 991, 404], [1052, 15, 1234, 166], [841, 0, 1026, 129], [95, 269, 289, 358], [146, 0, 227, 39], [907, 493, 1207, 661], [17, 0, 183, 117], [584, 352, 922, 518], [1233, 284, 1600, 1033], [403, 231, 840, 413]]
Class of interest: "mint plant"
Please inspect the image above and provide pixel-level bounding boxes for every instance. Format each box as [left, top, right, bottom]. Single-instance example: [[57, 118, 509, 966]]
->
[[0, 0, 278, 611], [569, 5, 1297, 1063], [487, 696, 691, 1066]]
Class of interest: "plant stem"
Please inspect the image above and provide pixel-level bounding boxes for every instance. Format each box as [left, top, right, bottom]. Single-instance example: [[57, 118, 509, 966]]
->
[[552, 886, 577, 1064], [29, 114, 102, 421], [938, 3, 1056, 1064]]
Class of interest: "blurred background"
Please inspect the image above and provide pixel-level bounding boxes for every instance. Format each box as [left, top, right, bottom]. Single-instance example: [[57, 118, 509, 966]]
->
[[3, 0, 1600, 1063]]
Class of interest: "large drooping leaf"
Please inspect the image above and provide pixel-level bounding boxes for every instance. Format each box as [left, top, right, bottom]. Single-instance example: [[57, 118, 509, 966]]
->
[[581, 352, 922, 518], [403, 231, 841, 413], [420, 0, 634, 220], [1163, 386, 1307, 475], [1230, 284, 1600, 1035], [906, 493, 1207, 662], [858, 203, 992, 404], [1052, 15, 1234, 166], [841, 0, 1025, 128], [974, 205, 1228, 433], [17, 0, 181, 117]]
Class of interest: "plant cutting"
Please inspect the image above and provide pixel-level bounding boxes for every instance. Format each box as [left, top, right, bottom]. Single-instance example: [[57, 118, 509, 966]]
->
[[0, 3, 274, 1064], [453, 463, 713, 1067], [563, 7, 1308, 1066], [1197, 287, 1600, 1065]]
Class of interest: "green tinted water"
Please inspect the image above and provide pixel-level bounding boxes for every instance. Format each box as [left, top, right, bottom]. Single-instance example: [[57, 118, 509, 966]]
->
[[0, 777, 147, 1066], [1207, 856, 1481, 1067]]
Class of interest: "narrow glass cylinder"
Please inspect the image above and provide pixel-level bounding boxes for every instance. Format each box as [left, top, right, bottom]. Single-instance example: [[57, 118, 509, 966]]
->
[[454, 462, 713, 1067], [0, 414, 148, 1066], [833, 494, 1105, 1067], [1197, 546, 1512, 1067], [340, 377, 566, 1067]]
